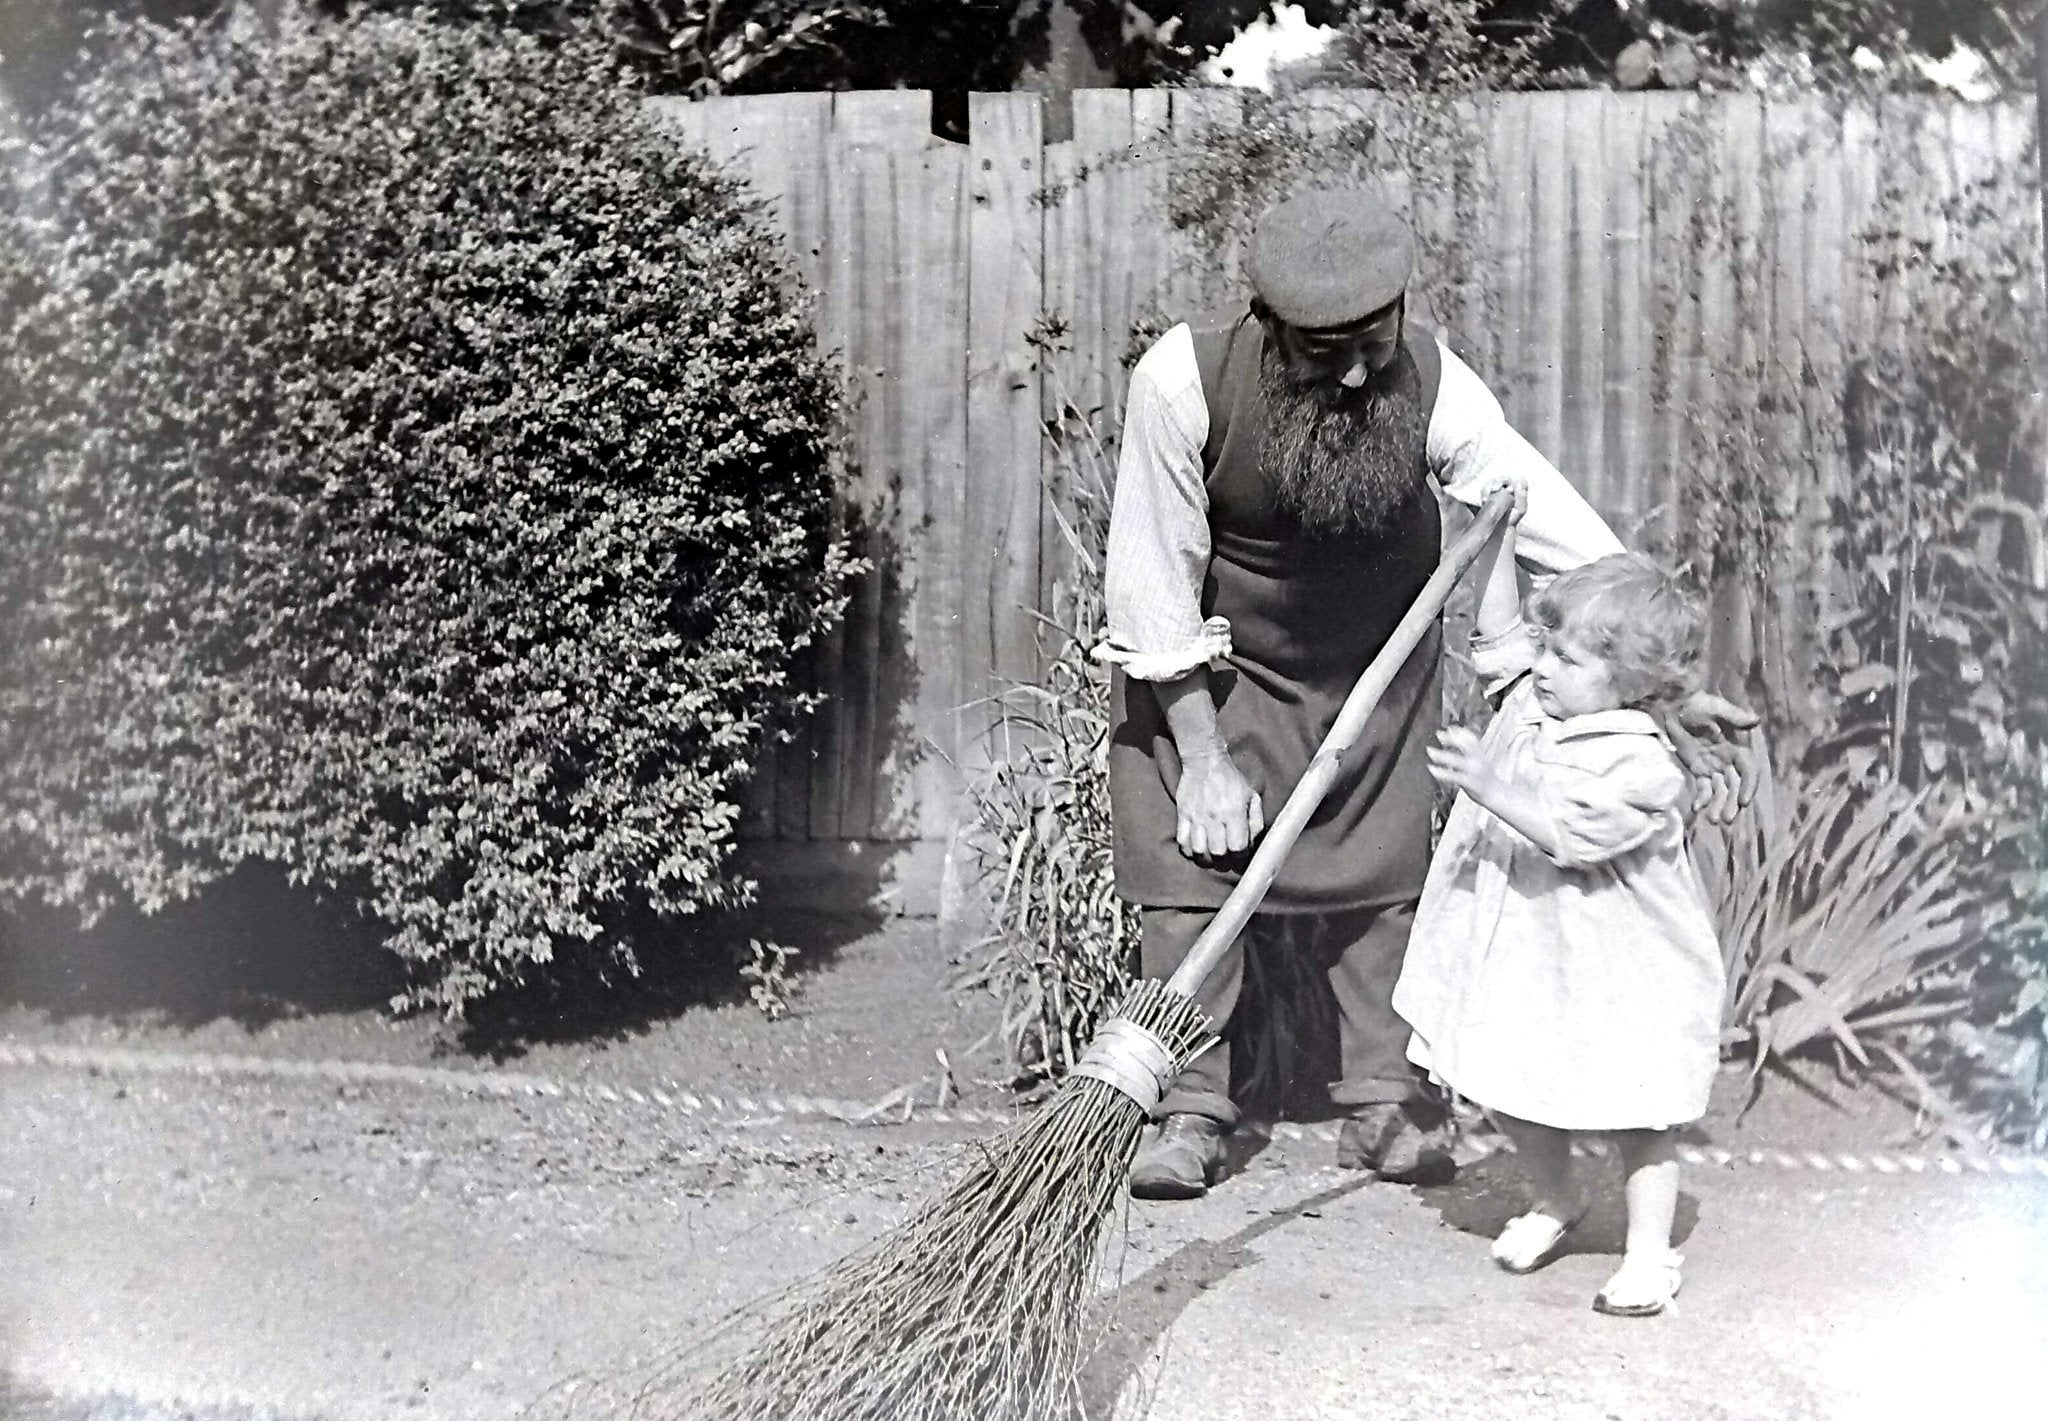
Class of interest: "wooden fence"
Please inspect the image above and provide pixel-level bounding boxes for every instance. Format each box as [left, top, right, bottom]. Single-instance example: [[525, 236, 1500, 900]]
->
[[654, 89, 2037, 913]]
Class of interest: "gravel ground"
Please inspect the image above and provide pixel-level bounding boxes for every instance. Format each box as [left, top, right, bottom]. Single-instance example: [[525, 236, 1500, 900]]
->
[[4, 912, 2044, 1420], [4, 1059, 2044, 1421]]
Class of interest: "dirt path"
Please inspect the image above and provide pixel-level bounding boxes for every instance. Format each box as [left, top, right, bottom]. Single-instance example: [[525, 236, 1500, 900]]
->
[[4, 915, 2045, 1419], [5, 1060, 2044, 1421]]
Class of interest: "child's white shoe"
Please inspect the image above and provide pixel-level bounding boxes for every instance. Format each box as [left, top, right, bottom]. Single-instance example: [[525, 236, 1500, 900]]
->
[[1593, 1248, 1684, 1317], [1490, 1211, 1580, 1274]]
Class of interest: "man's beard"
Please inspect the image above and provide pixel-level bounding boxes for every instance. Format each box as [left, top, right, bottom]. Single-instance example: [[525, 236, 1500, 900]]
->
[[1257, 346, 1429, 538]]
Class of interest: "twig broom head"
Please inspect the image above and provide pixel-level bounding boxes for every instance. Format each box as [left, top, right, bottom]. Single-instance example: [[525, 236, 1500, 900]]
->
[[688, 978, 1213, 1421]]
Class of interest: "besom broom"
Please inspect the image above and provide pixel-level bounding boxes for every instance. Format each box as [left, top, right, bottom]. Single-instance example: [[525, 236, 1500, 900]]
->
[[691, 492, 1515, 1421]]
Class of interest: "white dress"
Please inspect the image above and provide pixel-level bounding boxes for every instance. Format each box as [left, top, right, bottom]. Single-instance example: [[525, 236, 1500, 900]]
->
[[1391, 627, 1727, 1131]]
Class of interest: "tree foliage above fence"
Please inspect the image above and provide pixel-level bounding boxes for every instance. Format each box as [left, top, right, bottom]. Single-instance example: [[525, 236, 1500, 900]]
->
[[1312, 2, 2032, 94], [0, 12, 852, 1012]]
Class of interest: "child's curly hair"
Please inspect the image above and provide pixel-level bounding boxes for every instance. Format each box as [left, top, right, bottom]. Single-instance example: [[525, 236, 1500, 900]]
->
[[1529, 553, 1703, 711]]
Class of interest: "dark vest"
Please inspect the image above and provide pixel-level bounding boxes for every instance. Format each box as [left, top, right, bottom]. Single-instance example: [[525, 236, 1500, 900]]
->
[[1108, 307, 1447, 911]]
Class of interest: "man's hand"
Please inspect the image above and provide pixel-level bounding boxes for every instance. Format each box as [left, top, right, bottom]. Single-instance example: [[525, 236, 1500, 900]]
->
[[1173, 748, 1265, 860], [1658, 691, 1763, 825]]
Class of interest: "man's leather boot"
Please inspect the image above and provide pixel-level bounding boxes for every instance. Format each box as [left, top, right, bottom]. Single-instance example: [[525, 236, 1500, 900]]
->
[[1128, 1113, 1227, 1200], [1337, 1100, 1455, 1184]]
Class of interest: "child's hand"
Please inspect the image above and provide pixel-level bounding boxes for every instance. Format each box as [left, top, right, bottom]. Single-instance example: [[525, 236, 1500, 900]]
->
[[1477, 471, 1528, 525], [1426, 725, 1499, 801]]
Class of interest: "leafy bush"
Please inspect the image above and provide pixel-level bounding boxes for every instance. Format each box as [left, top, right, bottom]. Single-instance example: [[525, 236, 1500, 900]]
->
[[321, 0, 885, 93], [1819, 188, 2048, 1136], [1698, 761, 1977, 1073], [0, 11, 852, 1011], [321, 0, 1185, 97]]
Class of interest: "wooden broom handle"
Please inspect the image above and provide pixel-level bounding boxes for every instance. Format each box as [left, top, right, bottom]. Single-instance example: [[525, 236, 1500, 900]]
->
[[1163, 490, 1514, 1002]]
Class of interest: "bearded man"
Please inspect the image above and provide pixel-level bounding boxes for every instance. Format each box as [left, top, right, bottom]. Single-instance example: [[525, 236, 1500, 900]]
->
[[1096, 187, 1754, 1200]]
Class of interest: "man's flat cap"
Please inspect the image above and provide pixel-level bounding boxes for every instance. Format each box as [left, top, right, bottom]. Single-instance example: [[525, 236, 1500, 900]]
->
[[1247, 187, 1415, 330]]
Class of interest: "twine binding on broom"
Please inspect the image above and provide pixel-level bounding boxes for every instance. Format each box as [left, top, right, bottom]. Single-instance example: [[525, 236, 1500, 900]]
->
[[1070, 1016, 1182, 1114]]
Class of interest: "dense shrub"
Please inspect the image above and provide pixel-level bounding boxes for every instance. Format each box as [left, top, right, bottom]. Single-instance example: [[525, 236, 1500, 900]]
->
[[0, 11, 853, 1011]]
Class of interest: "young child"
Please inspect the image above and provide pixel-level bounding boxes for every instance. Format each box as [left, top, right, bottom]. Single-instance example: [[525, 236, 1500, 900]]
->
[[1391, 473, 1725, 1318]]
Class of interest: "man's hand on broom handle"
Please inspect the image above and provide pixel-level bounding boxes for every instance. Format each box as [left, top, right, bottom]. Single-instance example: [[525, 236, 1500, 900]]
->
[[1162, 489, 1516, 1004]]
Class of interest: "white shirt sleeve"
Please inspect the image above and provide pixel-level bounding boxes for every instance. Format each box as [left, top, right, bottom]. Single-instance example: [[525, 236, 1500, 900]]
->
[[1093, 325, 1233, 681], [1428, 340, 1625, 576]]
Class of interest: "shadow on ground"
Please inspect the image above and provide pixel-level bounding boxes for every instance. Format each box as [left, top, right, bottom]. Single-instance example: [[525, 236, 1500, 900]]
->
[[0, 862, 405, 1030], [1078, 1176, 1375, 1419], [0, 856, 895, 1060], [1418, 1149, 1701, 1258], [449, 900, 890, 1062]]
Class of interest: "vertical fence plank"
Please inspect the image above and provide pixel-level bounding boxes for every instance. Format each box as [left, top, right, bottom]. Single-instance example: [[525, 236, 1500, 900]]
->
[[1059, 89, 1144, 419], [1106, 88, 1175, 390], [1727, 93, 1770, 380], [1483, 88, 1536, 424], [1945, 100, 2004, 250], [1041, 90, 1175, 624], [1600, 93, 1662, 540], [815, 93, 926, 839], [1561, 89, 1609, 513], [1764, 96, 1814, 384], [1791, 99, 1847, 386], [1040, 88, 1155, 623], [1695, 93, 1764, 694], [1642, 95, 1700, 539], [1996, 102, 2043, 260], [1441, 95, 1494, 364], [1040, 90, 1123, 620], [964, 93, 1047, 774], [877, 120, 972, 842], [1167, 88, 1246, 318], [1048, 88, 1124, 417], [1523, 92, 1572, 467], [1763, 94, 1816, 523], [1756, 94, 1829, 730], [1126, 87, 1176, 341], [1038, 94, 1087, 620], [1800, 97, 1850, 574], [1836, 98, 1884, 357]]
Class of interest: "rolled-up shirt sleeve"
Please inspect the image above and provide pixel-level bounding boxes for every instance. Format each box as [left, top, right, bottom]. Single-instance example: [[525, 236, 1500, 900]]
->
[[1093, 325, 1232, 681], [1428, 341, 1625, 577]]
